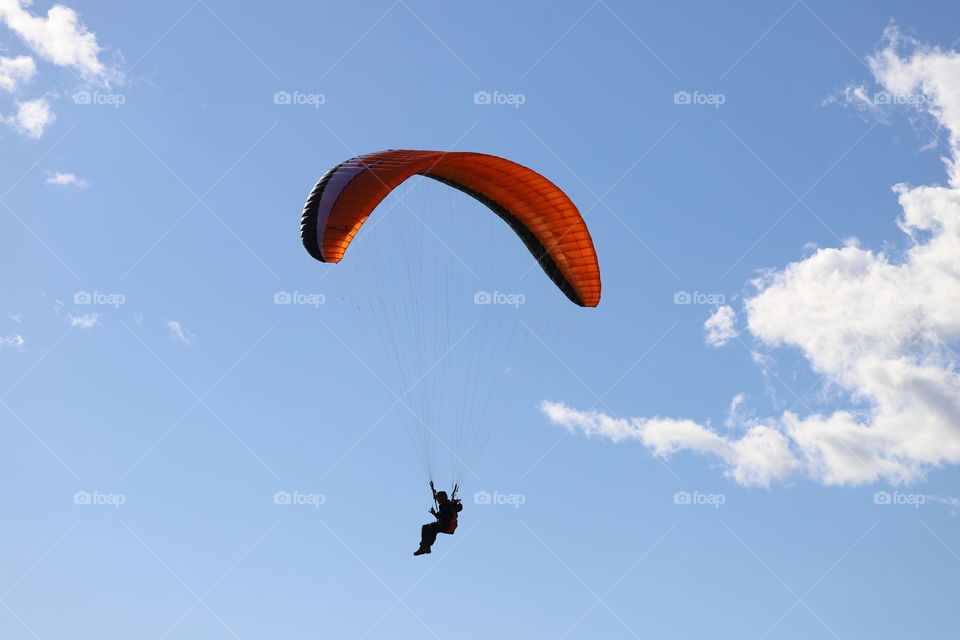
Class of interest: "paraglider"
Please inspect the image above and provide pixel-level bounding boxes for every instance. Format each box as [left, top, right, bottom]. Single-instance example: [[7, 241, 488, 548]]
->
[[414, 481, 463, 556], [300, 150, 601, 554], [300, 149, 601, 307]]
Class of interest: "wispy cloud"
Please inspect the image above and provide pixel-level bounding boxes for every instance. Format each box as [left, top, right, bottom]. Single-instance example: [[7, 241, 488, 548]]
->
[[541, 400, 801, 488], [68, 313, 98, 328], [0, 334, 25, 348], [46, 172, 89, 188], [705, 305, 737, 347], [926, 495, 960, 510], [166, 320, 195, 345]]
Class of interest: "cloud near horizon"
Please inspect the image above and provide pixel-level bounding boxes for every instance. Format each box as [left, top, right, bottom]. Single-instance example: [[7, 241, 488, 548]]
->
[[542, 29, 960, 488]]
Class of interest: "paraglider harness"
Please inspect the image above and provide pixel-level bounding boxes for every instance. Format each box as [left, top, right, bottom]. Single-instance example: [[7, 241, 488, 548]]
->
[[431, 481, 461, 534]]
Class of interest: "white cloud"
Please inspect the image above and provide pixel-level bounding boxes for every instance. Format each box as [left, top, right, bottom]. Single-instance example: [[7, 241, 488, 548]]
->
[[0, 0, 118, 85], [865, 28, 960, 186], [724, 393, 751, 429], [541, 400, 801, 488], [0, 54, 35, 91], [823, 83, 888, 123], [5, 97, 54, 137], [45, 172, 88, 188], [68, 312, 98, 328], [0, 1, 120, 138], [543, 31, 960, 488], [0, 333, 24, 347], [926, 495, 960, 510], [166, 320, 194, 345], [705, 305, 737, 346]]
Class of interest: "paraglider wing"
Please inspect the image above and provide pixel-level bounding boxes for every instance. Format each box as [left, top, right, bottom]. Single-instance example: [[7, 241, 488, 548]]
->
[[300, 150, 601, 307]]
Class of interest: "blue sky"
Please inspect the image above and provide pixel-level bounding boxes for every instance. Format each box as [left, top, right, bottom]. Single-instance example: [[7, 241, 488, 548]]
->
[[3, 1, 960, 638]]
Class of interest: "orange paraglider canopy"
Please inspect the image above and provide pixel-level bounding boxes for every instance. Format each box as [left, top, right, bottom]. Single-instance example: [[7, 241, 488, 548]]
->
[[300, 150, 601, 307]]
